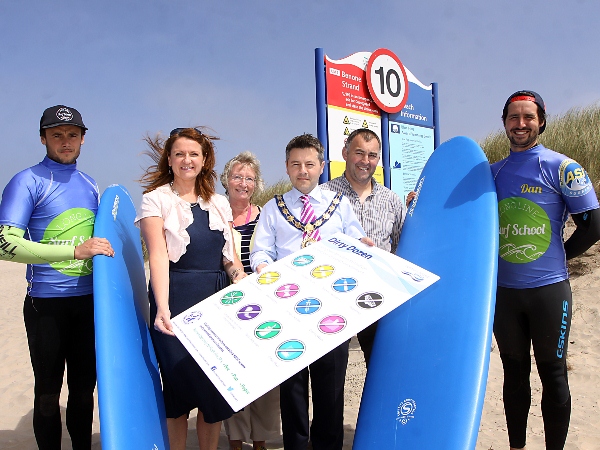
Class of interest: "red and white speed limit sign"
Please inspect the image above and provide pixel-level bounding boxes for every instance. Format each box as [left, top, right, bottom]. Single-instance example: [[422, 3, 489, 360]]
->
[[366, 48, 409, 114]]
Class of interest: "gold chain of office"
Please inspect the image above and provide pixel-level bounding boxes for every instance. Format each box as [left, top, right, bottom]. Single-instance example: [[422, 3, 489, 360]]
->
[[274, 192, 343, 241]]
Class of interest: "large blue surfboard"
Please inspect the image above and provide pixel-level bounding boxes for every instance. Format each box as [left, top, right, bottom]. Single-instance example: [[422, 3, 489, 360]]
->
[[93, 185, 169, 449], [354, 136, 498, 448]]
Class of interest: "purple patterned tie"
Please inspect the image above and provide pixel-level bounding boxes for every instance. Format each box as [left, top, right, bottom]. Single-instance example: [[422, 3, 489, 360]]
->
[[300, 194, 321, 244]]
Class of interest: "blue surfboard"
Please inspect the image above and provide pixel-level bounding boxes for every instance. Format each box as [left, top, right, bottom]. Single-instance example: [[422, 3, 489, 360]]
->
[[354, 136, 498, 448], [93, 185, 169, 449]]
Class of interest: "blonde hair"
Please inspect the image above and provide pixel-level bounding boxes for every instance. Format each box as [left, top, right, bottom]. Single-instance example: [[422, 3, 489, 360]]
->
[[220, 151, 264, 200]]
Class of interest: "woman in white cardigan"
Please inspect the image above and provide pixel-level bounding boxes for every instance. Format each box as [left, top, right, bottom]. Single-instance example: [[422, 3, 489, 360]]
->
[[136, 127, 246, 450]]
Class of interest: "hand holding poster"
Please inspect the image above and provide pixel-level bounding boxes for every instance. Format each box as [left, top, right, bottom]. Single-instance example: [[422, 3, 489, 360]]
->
[[171, 233, 439, 411]]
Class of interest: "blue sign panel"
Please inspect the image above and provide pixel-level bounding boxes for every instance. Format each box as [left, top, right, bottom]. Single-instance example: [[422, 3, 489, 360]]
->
[[388, 80, 434, 128]]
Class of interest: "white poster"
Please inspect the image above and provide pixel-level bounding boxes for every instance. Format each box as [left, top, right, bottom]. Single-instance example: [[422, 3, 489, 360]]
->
[[171, 233, 439, 411]]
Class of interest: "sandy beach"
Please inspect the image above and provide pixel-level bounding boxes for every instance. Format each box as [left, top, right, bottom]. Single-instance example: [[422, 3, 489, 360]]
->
[[1, 250, 598, 449]]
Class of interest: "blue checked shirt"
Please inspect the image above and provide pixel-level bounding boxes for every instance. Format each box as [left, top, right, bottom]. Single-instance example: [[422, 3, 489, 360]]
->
[[321, 175, 405, 253]]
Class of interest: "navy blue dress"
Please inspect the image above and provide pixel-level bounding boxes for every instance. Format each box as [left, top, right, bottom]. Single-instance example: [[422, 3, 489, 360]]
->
[[149, 205, 234, 422]]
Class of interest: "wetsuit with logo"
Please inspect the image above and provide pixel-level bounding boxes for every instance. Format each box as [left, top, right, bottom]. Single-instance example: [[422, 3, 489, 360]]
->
[[491, 144, 599, 450], [0, 156, 99, 450]]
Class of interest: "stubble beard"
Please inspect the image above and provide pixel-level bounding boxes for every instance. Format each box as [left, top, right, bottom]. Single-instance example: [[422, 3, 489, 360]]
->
[[507, 129, 539, 151]]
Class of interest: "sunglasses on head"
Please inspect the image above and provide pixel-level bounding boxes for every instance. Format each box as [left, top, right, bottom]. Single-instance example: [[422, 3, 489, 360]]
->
[[170, 127, 203, 137]]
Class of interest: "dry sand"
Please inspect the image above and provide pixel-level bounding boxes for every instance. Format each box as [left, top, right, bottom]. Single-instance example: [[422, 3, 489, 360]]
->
[[1, 246, 599, 449]]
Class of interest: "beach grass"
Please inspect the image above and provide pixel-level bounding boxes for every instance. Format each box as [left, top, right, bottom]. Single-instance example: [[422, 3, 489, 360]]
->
[[253, 179, 292, 207]]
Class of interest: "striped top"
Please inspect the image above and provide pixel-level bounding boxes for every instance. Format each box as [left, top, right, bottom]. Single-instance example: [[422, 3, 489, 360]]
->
[[234, 211, 260, 274]]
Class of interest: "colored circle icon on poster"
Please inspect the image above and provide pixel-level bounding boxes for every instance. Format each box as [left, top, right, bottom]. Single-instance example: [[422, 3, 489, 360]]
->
[[318, 315, 347, 334], [332, 277, 357, 292], [356, 292, 384, 309], [257, 271, 281, 285], [295, 298, 322, 315], [221, 290, 244, 305], [255, 321, 282, 340], [275, 283, 300, 298], [293, 255, 314, 266], [236, 304, 261, 320], [366, 48, 409, 113], [311, 265, 335, 278], [276, 340, 305, 361]]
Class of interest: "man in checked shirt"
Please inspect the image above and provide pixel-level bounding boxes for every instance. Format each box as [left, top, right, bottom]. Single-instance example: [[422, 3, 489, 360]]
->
[[321, 128, 406, 367]]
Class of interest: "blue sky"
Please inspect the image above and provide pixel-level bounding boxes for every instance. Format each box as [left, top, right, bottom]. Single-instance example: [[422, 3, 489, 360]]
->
[[1, 1, 599, 208]]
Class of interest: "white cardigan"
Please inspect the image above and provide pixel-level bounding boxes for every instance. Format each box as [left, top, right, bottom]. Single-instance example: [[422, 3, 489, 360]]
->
[[135, 184, 234, 263]]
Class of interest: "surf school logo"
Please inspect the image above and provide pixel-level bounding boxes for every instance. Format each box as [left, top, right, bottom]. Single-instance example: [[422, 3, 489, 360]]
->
[[559, 159, 593, 197], [43, 208, 95, 276], [396, 399, 417, 425], [56, 107, 73, 121], [498, 197, 551, 264]]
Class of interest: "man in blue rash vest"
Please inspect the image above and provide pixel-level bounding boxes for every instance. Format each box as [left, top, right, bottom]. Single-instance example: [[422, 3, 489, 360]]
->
[[491, 91, 600, 450], [0, 105, 114, 450]]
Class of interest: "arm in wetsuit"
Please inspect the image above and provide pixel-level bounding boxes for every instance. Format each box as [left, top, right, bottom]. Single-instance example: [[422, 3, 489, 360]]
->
[[0, 225, 75, 263], [564, 207, 600, 260]]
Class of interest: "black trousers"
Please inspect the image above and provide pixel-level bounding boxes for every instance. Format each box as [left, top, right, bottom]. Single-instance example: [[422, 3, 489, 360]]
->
[[23, 294, 97, 450], [357, 321, 379, 367], [494, 281, 572, 450], [280, 340, 349, 450]]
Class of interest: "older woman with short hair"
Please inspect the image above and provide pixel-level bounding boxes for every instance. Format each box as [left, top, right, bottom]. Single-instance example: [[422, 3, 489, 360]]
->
[[220, 152, 281, 450]]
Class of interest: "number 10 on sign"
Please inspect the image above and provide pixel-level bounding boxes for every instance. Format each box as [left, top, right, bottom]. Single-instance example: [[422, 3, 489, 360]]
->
[[366, 48, 409, 114]]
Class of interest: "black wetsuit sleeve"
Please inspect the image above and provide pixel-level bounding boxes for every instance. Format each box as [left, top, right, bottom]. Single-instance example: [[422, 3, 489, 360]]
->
[[564, 207, 600, 260]]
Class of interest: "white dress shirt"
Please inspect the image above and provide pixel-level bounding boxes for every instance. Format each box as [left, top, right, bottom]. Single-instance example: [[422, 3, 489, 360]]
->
[[250, 186, 366, 270]]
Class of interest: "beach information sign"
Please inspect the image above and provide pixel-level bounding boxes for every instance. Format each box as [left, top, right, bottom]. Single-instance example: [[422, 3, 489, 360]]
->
[[171, 233, 439, 411], [315, 48, 438, 201], [387, 68, 436, 203]]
